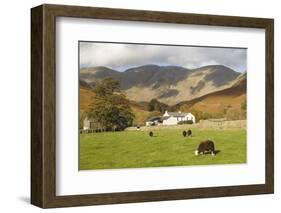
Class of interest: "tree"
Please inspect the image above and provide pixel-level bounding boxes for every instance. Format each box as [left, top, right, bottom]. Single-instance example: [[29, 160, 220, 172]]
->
[[189, 109, 211, 122], [88, 78, 134, 131], [225, 108, 245, 120], [147, 99, 168, 113], [94, 77, 120, 96]]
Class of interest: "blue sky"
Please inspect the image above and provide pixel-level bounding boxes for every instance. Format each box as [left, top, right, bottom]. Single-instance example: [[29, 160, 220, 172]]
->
[[79, 42, 247, 73]]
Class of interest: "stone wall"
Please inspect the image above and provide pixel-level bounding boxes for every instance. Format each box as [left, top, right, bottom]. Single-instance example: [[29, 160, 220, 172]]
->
[[125, 120, 246, 131]]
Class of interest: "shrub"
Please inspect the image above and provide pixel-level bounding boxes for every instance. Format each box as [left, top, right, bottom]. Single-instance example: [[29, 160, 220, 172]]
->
[[178, 120, 193, 125]]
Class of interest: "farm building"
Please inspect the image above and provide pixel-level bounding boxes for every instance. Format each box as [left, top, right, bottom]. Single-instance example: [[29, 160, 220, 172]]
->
[[83, 117, 97, 130], [162, 111, 195, 125], [145, 116, 162, 126], [146, 111, 195, 126]]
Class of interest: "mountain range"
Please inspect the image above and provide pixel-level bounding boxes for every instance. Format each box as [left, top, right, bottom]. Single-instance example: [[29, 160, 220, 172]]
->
[[80, 64, 245, 105], [172, 72, 246, 114]]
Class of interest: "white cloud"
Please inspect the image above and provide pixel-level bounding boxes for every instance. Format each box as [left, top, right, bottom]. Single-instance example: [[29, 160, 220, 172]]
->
[[79, 42, 246, 72]]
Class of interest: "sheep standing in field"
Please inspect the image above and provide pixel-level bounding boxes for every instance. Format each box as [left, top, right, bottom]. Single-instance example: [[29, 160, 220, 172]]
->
[[182, 130, 187, 137], [195, 140, 216, 156], [187, 129, 192, 137], [149, 131, 154, 137]]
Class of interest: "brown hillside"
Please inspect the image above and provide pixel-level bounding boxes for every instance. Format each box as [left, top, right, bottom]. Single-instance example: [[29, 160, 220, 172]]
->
[[80, 87, 95, 111], [80, 73, 246, 123], [79, 87, 159, 125], [173, 73, 246, 115]]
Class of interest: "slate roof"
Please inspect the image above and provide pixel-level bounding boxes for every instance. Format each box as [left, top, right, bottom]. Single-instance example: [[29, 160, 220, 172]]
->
[[162, 116, 171, 120], [166, 112, 189, 117], [147, 116, 162, 122]]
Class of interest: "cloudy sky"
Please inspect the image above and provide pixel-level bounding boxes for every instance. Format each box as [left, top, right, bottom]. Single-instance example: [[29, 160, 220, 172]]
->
[[79, 42, 247, 73]]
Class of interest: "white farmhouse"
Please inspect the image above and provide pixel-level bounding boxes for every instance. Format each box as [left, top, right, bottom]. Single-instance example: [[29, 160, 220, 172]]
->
[[162, 111, 195, 125]]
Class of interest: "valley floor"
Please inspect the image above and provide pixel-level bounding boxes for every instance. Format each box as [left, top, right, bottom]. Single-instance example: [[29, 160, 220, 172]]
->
[[79, 128, 246, 170]]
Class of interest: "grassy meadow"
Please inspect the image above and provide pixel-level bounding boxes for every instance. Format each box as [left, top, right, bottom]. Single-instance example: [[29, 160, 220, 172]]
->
[[79, 128, 246, 170]]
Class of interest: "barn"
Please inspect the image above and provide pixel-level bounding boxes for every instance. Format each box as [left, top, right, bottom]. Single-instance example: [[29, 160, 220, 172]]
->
[[145, 116, 162, 126]]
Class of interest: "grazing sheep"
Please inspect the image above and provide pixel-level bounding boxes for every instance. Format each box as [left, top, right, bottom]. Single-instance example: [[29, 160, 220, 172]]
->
[[182, 130, 187, 137], [187, 129, 192, 137], [149, 131, 153, 137], [195, 140, 216, 156]]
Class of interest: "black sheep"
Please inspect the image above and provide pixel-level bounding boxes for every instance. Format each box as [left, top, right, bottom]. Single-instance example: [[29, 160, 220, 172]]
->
[[187, 129, 192, 137], [182, 130, 187, 137], [149, 131, 153, 137], [195, 140, 216, 156]]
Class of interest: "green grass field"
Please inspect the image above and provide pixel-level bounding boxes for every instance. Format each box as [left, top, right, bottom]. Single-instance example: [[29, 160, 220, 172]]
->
[[79, 128, 246, 170]]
